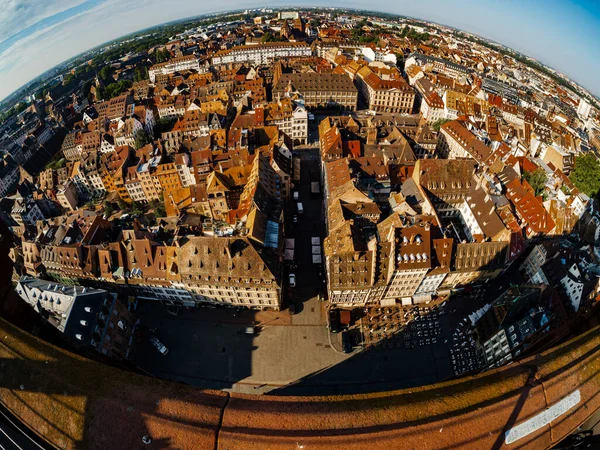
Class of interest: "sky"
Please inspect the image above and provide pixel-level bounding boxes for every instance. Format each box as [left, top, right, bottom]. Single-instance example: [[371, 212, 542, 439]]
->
[[0, 0, 599, 101]]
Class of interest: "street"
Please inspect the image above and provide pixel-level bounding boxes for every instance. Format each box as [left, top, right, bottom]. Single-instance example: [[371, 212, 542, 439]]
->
[[0, 402, 50, 450], [134, 149, 351, 394], [132, 147, 521, 396]]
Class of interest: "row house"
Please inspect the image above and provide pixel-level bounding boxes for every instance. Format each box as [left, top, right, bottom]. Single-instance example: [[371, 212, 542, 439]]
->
[[258, 97, 309, 145], [114, 117, 144, 147], [156, 95, 187, 119], [412, 159, 476, 218], [437, 119, 492, 165], [415, 78, 445, 123], [505, 178, 556, 238], [61, 131, 84, 161], [0, 154, 19, 197]]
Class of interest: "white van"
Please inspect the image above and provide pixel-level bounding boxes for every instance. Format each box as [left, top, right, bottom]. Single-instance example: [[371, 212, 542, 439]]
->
[[297, 202, 304, 215]]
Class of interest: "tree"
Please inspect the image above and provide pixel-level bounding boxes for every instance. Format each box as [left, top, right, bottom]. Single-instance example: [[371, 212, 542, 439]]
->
[[570, 154, 600, 199], [131, 202, 144, 216], [63, 73, 75, 85], [522, 169, 548, 197], [117, 199, 127, 211], [153, 117, 177, 139], [152, 194, 166, 217], [133, 66, 149, 82], [134, 129, 151, 149], [154, 49, 169, 63], [103, 201, 114, 218], [99, 65, 114, 81], [431, 119, 451, 132], [261, 32, 281, 43], [100, 79, 132, 100]]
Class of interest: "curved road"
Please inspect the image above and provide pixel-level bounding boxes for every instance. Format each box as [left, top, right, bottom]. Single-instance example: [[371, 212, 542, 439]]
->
[[0, 403, 49, 450]]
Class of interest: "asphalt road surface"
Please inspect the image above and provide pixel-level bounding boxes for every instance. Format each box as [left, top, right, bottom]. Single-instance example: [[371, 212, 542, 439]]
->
[[0, 403, 50, 450]]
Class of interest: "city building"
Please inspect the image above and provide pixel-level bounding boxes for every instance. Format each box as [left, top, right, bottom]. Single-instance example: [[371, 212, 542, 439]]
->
[[273, 73, 358, 111], [16, 276, 136, 360]]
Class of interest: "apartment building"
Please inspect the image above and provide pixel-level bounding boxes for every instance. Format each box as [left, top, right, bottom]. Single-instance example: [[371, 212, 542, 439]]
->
[[412, 159, 476, 218], [211, 42, 311, 66], [0, 154, 19, 197], [381, 224, 432, 306], [437, 120, 492, 165], [16, 276, 135, 360], [56, 179, 79, 211], [149, 55, 201, 82], [258, 97, 308, 145], [415, 78, 445, 123], [355, 66, 415, 114], [273, 73, 358, 111]]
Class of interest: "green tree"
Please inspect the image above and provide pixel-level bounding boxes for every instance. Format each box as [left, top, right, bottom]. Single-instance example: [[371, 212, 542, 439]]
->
[[154, 49, 170, 63], [101, 79, 132, 100], [261, 32, 282, 43], [153, 117, 177, 139], [431, 119, 451, 132], [131, 202, 144, 216], [522, 169, 548, 197], [99, 65, 114, 81], [133, 66, 149, 82], [103, 201, 114, 218], [569, 154, 600, 199], [117, 199, 127, 211], [63, 73, 75, 85], [134, 129, 151, 149], [152, 194, 166, 217]]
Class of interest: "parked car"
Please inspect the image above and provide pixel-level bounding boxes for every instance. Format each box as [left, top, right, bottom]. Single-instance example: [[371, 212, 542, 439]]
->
[[150, 336, 169, 356], [293, 191, 299, 200], [341, 331, 352, 353], [328, 309, 341, 333], [289, 273, 296, 287]]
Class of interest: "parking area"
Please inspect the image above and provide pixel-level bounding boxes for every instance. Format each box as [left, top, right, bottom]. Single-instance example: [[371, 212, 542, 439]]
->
[[362, 305, 444, 348], [133, 298, 348, 394]]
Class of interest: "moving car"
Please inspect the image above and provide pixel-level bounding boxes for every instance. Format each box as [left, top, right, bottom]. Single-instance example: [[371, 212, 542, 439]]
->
[[297, 202, 304, 215], [293, 215, 298, 223], [150, 336, 169, 356], [289, 273, 296, 287]]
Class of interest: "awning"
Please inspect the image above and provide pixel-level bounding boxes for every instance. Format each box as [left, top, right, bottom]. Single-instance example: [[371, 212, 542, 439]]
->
[[312, 245, 321, 255], [312, 255, 322, 264], [311, 237, 320, 245], [284, 249, 294, 261], [285, 239, 295, 250]]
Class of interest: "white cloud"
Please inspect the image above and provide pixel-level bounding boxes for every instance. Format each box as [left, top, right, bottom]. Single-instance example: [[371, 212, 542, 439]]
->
[[0, 0, 87, 42], [0, 0, 598, 101]]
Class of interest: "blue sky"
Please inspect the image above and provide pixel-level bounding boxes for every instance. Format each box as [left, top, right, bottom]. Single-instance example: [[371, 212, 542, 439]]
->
[[0, 0, 599, 101]]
